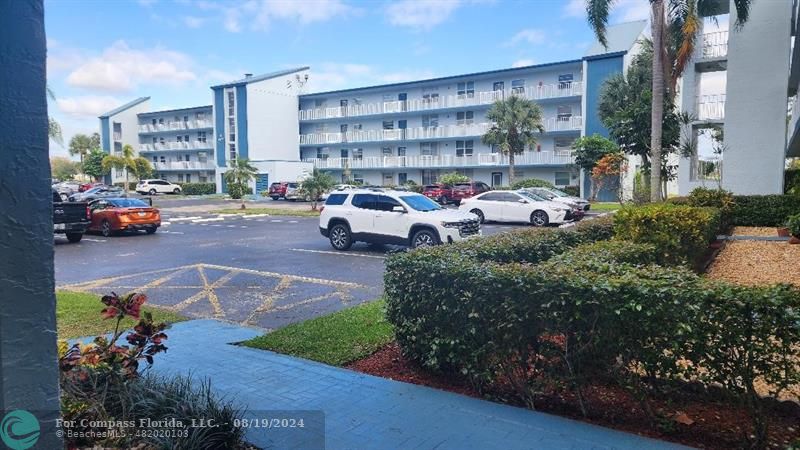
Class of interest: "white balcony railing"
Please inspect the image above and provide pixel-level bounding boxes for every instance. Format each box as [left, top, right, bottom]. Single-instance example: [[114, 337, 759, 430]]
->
[[139, 141, 213, 152], [152, 161, 216, 171], [299, 117, 582, 146], [696, 94, 725, 121], [303, 151, 574, 170], [298, 82, 583, 121], [699, 31, 728, 59], [138, 119, 213, 133]]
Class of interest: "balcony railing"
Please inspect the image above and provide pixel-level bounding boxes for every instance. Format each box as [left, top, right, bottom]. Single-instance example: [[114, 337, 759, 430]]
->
[[696, 94, 725, 121], [139, 119, 213, 133], [153, 161, 216, 171], [303, 151, 574, 170], [299, 117, 582, 145], [298, 82, 583, 121], [692, 158, 722, 182], [139, 141, 213, 152], [699, 31, 728, 59]]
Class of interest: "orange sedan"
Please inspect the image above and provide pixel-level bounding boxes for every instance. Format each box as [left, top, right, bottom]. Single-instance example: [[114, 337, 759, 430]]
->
[[88, 198, 161, 237]]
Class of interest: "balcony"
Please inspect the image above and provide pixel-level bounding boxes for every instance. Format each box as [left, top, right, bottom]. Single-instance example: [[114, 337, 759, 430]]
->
[[139, 119, 213, 133], [153, 161, 216, 171], [298, 82, 583, 121], [139, 141, 213, 152], [303, 151, 574, 170], [699, 31, 728, 59], [696, 94, 725, 121], [299, 117, 582, 146]]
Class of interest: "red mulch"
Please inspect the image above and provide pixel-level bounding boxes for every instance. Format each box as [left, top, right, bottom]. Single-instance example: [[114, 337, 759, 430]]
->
[[346, 343, 800, 449]]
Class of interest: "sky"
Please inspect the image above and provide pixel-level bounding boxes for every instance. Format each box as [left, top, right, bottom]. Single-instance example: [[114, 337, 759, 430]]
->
[[46, 0, 654, 158]]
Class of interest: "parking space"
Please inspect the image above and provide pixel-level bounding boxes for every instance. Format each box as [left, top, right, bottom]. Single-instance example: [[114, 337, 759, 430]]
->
[[55, 208, 597, 330]]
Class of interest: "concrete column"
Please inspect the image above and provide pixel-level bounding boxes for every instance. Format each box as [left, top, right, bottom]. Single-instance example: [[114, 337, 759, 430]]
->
[[0, 0, 62, 448]]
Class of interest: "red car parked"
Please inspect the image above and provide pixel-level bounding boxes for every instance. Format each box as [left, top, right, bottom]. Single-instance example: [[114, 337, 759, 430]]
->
[[268, 182, 290, 200], [79, 181, 104, 192], [88, 198, 161, 237], [450, 181, 491, 205], [422, 183, 454, 204]]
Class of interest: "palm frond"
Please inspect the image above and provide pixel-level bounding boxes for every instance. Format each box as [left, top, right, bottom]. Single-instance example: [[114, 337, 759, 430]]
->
[[49, 117, 63, 146], [587, 0, 614, 48], [731, 0, 751, 29]]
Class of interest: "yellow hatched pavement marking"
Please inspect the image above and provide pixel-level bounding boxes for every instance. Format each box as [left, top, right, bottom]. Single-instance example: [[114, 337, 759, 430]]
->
[[169, 269, 237, 317], [59, 264, 200, 291], [244, 276, 293, 325]]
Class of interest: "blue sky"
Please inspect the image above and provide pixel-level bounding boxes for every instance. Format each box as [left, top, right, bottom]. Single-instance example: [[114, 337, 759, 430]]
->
[[46, 0, 650, 157]]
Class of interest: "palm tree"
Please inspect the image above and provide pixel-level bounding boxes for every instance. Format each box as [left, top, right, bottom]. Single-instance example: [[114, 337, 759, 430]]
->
[[101, 144, 137, 193], [68, 132, 101, 167], [223, 158, 259, 209], [587, 0, 752, 201], [481, 96, 545, 186], [299, 168, 336, 210], [47, 85, 63, 146]]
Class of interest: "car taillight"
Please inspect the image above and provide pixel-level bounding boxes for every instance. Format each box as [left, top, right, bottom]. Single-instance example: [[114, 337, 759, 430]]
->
[[86, 206, 91, 220]]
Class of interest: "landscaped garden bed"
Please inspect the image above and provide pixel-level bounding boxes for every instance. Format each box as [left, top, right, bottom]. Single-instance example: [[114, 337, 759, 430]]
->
[[708, 240, 800, 288]]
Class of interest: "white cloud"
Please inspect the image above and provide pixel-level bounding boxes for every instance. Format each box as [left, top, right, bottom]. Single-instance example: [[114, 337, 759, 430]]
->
[[184, 16, 206, 28], [179, 0, 357, 32], [65, 41, 197, 93], [505, 29, 546, 46], [56, 95, 123, 118], [385, 0, 462, 30], [563, 0, 585, 18], [511, 59, 535, 68]]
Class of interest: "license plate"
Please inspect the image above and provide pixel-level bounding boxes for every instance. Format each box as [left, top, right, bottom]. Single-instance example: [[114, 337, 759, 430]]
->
[[54, 224, 65, 231]]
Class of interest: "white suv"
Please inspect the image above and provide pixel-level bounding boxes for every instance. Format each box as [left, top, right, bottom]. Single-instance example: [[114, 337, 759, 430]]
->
[[319, 189, 481, 250], [136, 179, 182, 195]]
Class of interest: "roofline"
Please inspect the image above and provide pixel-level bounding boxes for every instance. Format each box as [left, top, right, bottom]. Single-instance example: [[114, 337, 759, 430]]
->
[[210, 66, 310, 90], [137, 105, 212, 117], [98, 97, 150, 119], [299, 59, 584, 98], [582, 50, 628, 61]]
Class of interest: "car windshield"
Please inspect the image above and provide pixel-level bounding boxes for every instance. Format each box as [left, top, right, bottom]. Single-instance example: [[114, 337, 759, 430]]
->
[[399, 194, 443, 212], [518, 190, 547, 201], [548, 188, 570, 197], [109, 198, 149, 208], [85, 187, 103, 194]]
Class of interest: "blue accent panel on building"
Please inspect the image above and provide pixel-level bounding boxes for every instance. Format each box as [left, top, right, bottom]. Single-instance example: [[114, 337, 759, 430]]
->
[[236, 85, 248, 160], [220, 174, 227, 193], [255, 174, 269, 193], [214, 88, 225, 168], [100, 117, 110, 153], [585, 54, 624, 138]]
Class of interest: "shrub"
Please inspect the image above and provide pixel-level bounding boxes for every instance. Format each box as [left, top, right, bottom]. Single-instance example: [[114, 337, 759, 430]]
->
[[730, 194, 800, 227], [439, 172, 470, 186], [179, 182, 216, 195], [785, 168, 800, 195], [226, 183, 252, 199], [613, 204, 721, 265], [510, 178, 555, 190], [561, 185, 579, 197], [787, 213, 800, 237]]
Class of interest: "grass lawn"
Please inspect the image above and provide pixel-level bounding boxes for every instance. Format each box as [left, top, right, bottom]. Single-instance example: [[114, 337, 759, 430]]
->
[[216, 207, 321, 217], [242, 299, 393, 366], [589, 202, 622, 212], [57, 291, 187, 339]]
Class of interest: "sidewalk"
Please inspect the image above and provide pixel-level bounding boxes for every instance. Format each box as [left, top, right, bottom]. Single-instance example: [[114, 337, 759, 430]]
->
[[141, 319, 687, 450]]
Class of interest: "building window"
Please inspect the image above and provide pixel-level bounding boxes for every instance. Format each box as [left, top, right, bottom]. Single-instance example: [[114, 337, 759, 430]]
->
[[152, 156, 157, 163], [152, 118, 157, 126], [420, 142, 438, 156], [422, 93, 439, 105], [316, 147, 329, 159], [512, 79, 526, 95], [456, 140, 474, 157], [558, 74, 574, 89], [229, 143, 237, 161], [113, 142, 122, 153], [198, 131, 207, 143], [381, 147, 393, 157], [229, 133, 236, 142], [352, 149, 363, 160], [457, 81, 474, 98], [199, 176, 208, 183], [160, 156, 166, 163], [177, 135, 183, 143], [152, 137, 157, 144], [555, 171, 571, 186], [196, 112, 205, 120], [198, 152, 208, 162], [422, 114, 439, 128], [421, 170, 439, 185], [456, 111, 474, 126], [185, 154, 190, 161], [185, 174, 191, 183], [340, 149, 348, 158], [352, 172, 364, 184], [382, 120, 394, 130], [178, 174, 184, 182], [557, 105, 572, 121], [398, 173, 408, 184], [554, 137, 574, 155]]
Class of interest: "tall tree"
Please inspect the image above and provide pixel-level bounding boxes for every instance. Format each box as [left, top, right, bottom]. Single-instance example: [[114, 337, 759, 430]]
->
[[481, 96, 545, 186], [299, 168, 336, 211], [101, 144, 139, 192], [223, 158, 259, 209], [586, 0, 752, 201], [82, 149, 108, 181], [50, 157, 79, 181], [571, 134, 619, 173], [68, 132, 101, 166]]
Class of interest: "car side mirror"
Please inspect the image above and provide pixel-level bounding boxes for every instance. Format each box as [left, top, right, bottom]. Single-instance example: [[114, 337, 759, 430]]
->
[[392, 205, 407, 213], [518, 199, 528, 204]]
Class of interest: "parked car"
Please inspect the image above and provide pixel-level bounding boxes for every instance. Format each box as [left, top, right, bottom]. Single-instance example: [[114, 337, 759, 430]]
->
[[458, 190, 573, 226], [69, 185, 125, 202], [78, 181, 103, 192], [88, 198, 161, 237], [450, 181, 491, 205], [520, 188, 585, 221], [53, 189, 91, 243], [528, 187, 590, 211], [422, 183, 454, 204], [284, 182, 304, 201], [268, 182, 290, 200], [52, 181, 81, 201], [319, 189, 480, 250], [136, 179, 182, 195]]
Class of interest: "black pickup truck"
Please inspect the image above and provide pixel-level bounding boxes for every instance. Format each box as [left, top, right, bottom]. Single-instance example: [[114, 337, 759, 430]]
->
[[53, 189, 90, 243]]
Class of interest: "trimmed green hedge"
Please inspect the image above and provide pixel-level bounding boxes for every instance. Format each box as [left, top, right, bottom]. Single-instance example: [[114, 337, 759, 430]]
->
[[669, 188, 800, 227], [510, 178, 555, 190], [178, 182, 216, 195], [561, 185, 580, 197], [613, 204, 721, 265]]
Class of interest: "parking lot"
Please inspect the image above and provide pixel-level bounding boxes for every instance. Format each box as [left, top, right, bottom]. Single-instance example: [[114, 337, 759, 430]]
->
[[55, 198, 600, 331]]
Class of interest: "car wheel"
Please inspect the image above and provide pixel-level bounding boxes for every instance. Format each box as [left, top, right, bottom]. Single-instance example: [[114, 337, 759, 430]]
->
[[65, 232, 83, 243], [100, 220, 113, 237], [470, 208, 485, 224], [270, 196, 280, 201], [454, 200, 461, 206], [173, 188, 181, 194], [329, 223, 352, 251], [59, 193, 69, 201], [148, 189, 157, 196], [530, 210, 549, 227], [411, 229, 439, 248], [146, 226, 157, 234]]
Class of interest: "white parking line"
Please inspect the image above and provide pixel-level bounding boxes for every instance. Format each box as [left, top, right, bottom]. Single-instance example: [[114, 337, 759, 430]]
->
[[288, 220, 298, 223], [243, 214, 270, 218], [161, 221, 171, 226], [216, 213, 242, 217], [227, 225, 236, 228], [290, 248, 386, 259], [192, 217, 224, 223], [211, 224, 222, 227], [240, 226, 247, 228], [82, 238, 106, 243], [171, 216, 201, 221], [270, 219, 283, 223]]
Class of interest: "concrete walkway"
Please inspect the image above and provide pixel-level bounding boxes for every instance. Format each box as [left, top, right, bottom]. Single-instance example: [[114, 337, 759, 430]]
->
[[128, 319, 687, 449]]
